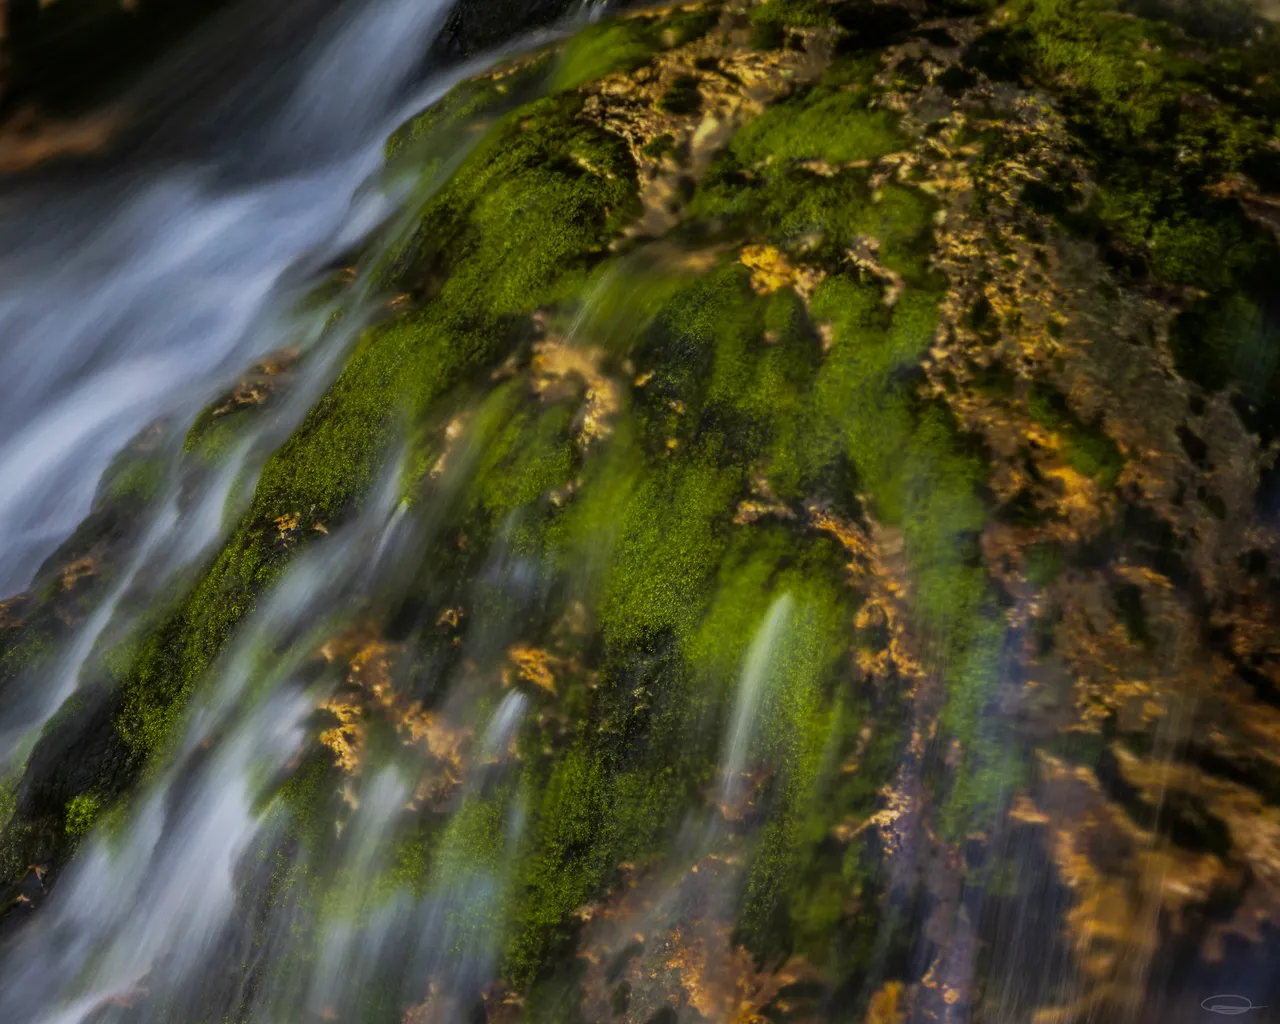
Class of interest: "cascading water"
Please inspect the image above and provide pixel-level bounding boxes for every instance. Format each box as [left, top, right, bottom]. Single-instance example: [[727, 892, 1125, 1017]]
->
[[0, 1, 548, 1017], [0, 0, 469, 751], [715, 592, 793, 821]]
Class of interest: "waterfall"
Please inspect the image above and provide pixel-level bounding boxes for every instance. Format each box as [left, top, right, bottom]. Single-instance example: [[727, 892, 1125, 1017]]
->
[[716, 591, 794, 819], [0, 0, 453, 601], [0, 0, 492, 770], [0, 2, 527, 1018]]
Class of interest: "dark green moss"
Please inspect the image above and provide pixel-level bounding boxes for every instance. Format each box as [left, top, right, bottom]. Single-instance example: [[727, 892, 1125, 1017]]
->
[[986, 0, 1280, 426], [749, 0, 842, 31], [1024, 543, 1064, 586], [641, 132, 677, 161]]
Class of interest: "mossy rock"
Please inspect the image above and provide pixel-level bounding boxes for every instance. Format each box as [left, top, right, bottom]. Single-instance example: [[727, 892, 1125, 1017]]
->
[[6, 0, 1280, 1019]]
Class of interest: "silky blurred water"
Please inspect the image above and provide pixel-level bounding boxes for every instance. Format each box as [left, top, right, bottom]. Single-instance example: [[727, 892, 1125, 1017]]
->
[[0, 0, 451, 600], [0, 5, 590, 1018]]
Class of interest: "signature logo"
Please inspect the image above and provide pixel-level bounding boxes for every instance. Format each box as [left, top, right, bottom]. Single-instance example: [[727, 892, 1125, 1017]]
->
[[1202, 995, 1268, 1016]]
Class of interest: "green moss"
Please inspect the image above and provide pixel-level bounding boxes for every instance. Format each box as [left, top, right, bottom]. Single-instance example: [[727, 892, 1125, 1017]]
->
[[385, 52, 552, 163], [182, 410, 242, 464], [505, 749, 615, 984], [0, 771, 17, 834], [1024, 543, 1064, 586], [101, 450, 166, 504], [64, 793, 100, 839], [749, 0, 841, 30], [497, 256, 851, 979], [551, 18, 662, 92], [690, 54, 919, 258], [993, 0, 1280, 419], [598, 453, 742, 649], [731, 89, 904, 166], [805, 271, 1003, 833], [500, 156, 992, 966], [393, 93, 640, 313], [725, 563, 850, 949], [113, 89, 642, 765], [277, 749, 338, 850], [695, 161, 936, 287], [469, 387, 577, 524], [552, 0, 722, 91]]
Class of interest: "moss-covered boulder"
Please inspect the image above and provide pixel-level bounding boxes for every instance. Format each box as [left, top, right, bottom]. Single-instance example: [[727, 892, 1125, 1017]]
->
[[3, 0, 1280, 1021]]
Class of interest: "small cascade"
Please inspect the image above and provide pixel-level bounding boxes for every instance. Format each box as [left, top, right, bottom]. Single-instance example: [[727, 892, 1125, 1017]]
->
[[0, 0, 479, 770], [0, 689, 311, 1024], [0, 0, 453, 598], [0, 452, 422, 1022], [478, 689, 530, 764], [715, 592, 795, 824]]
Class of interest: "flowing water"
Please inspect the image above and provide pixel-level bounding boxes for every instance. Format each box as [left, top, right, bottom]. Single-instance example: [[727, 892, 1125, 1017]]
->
[[0, 0, 511, 748], [0, 1, 543, 1016]]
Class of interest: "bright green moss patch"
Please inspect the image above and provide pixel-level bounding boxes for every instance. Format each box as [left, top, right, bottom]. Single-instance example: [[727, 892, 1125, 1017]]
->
[[113, 88, 642, 765], [688, 528, 851, 691], [732, 89, 904, 166], [551, 18, 662, 92], [64, 793, 100, 839], [391, 92, 640, 313], [505, 748, 617, 984], [597, 453, 742, 650], [468, 387, 577, 528]]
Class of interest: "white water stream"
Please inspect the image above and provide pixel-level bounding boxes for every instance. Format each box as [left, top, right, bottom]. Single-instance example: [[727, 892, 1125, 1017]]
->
[[0, 2, 553, 1018]]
